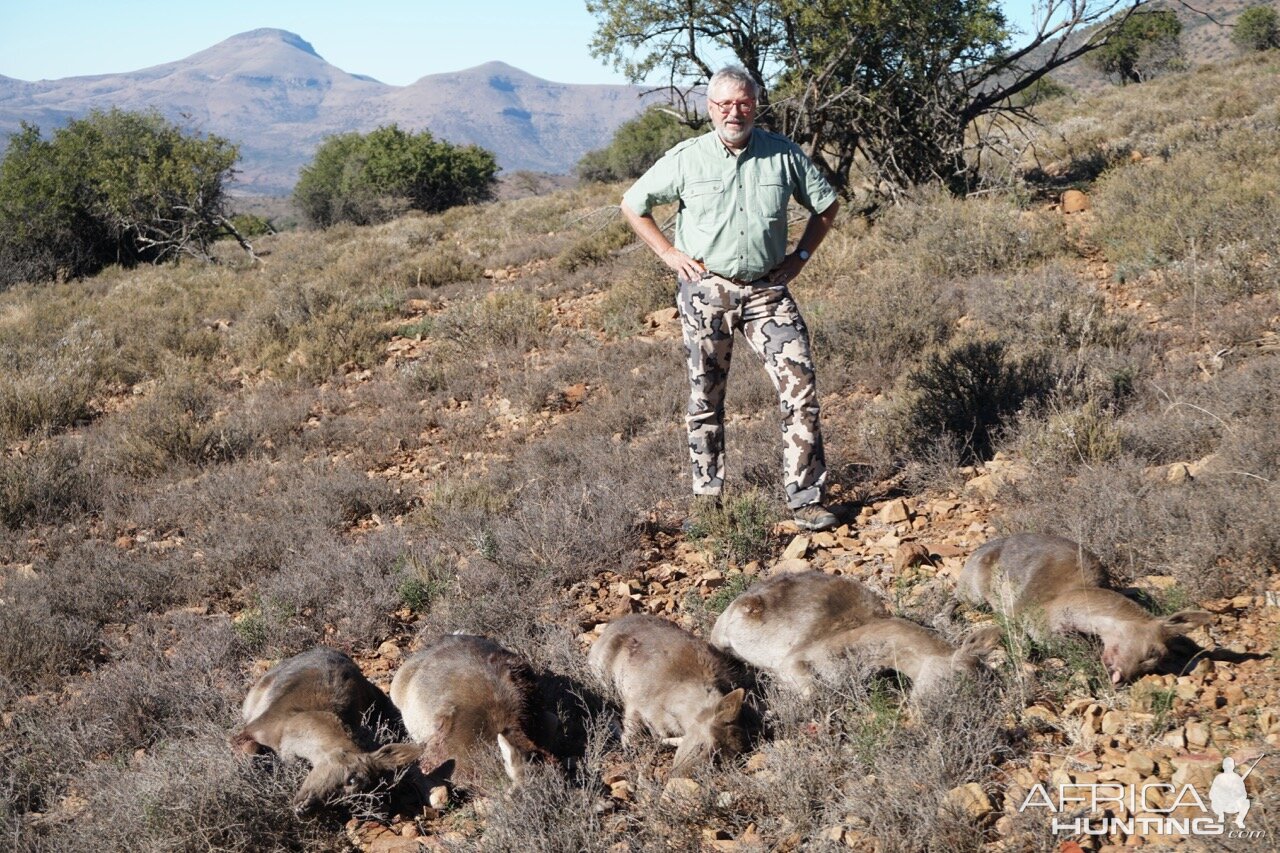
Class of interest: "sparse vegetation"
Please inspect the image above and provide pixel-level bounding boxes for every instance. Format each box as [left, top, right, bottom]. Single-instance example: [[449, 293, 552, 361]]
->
[[3, 48, 1278, 853]]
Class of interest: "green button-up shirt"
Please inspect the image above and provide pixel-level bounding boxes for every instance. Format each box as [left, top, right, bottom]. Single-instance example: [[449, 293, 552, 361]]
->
[[622, 128, 838, 281]]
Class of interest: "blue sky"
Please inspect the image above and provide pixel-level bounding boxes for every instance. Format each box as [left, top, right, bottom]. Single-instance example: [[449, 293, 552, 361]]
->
[[1, 1, 1044, 86]]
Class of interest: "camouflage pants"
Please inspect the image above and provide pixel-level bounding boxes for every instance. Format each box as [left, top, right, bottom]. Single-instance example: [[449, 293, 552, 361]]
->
[[676, 273, 826, 509]]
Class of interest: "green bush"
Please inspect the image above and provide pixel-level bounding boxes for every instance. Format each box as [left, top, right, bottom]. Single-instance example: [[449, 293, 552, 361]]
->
[[1088, 9, 1183, 84], [1233, 6, 1280, 52], [576, 106, 700, 182], [903, 338, 1054, 463], [294, 124, 497, 227], [0, 110, 239, 287]]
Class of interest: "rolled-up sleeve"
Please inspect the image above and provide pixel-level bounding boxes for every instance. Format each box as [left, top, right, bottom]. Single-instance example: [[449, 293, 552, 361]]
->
[[789, 147, 838, 215], [622, 153, 680, 216]]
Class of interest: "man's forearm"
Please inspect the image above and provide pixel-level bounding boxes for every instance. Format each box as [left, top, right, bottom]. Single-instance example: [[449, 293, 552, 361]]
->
[[620, 202, 706, 280], [620, 202, 675, 257], [796, 199, 840, 257]]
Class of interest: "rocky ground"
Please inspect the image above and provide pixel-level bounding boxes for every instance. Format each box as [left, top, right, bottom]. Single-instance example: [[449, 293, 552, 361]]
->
[[326, 215, 1279, 851]]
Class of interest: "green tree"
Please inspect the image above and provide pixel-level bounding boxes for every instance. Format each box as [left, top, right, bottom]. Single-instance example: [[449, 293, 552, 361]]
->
[[1088, 8, 1183, 84], [293, 125, 497, 227], [1232, 6, 1280, 52], [0, 109, 240, 287], [577, 106, 701, 182], [588, 1, 1152, 198]]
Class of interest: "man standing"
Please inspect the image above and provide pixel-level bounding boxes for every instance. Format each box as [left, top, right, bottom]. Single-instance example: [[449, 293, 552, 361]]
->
[[620, 66, 840, 532]]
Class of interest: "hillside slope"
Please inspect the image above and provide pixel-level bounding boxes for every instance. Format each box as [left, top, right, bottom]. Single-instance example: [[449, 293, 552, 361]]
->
[[1, 51, 1277, 851]]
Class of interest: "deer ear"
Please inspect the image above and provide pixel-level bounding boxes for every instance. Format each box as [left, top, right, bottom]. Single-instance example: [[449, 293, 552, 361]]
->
[[715, 688, 745, 724], [497, 733, 527, 787], [1161, 610, 1212, 636]]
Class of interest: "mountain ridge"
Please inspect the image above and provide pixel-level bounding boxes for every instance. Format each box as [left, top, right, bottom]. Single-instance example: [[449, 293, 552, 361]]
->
[[0, 28, 652, 195]]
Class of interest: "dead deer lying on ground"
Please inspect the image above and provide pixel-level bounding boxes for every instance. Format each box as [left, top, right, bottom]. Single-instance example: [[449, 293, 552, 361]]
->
[[956, 532, 1212, 684], [797, 617, 1002, 699], [588, 614, 751, 777], [390, 634, 546, 791], [711, 571, 997, 695], [230, 647, 422, 815], [709, 571, 889, 689]]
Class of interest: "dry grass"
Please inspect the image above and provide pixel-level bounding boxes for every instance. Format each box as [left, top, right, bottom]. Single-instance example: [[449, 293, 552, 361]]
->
[[3, 52, 1279, 849]]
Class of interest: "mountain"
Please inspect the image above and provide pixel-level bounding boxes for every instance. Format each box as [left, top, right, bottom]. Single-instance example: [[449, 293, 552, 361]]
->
[[0, 29, 652, 195]]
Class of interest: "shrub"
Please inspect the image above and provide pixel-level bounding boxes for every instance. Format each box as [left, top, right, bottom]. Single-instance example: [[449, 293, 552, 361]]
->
[[294, 125, 497, 227], [808, 266, 959, 390], [1091, 126, 1280, 278], [431, 288, 550, 352], [0, 110, 239, 286], [1233, 6, 1280, 52], [902, 338, 1055, 464], [872, 187, 1064, 279], [576, 106, 700, 182], [557, 215, 635, 272], [1088, 9, 1184, 85], [685, 490, 776, 567], [0, 439, 99, 530]]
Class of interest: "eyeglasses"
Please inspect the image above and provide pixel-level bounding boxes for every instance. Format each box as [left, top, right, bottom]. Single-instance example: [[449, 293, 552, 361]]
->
[[708, 98, 756, 115]]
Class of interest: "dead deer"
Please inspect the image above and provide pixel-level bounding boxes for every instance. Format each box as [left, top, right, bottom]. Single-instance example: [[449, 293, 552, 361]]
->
[[957, 532, 1212, 683], [797, 618, 1003, 698], [588, 614, 750, 778], [709, 571, 889, 689], [390, 634, 546, 791], [230, 647, 422, 815]]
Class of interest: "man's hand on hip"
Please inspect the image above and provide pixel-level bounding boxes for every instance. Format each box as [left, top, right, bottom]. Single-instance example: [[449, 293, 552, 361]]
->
[[767, 252, 807, 286], [662, 246, 707, 282]]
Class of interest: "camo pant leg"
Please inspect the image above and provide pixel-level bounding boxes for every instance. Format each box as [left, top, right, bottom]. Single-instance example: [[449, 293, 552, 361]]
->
[[677, 275, 737, 497], [740, 283, 827, 509]]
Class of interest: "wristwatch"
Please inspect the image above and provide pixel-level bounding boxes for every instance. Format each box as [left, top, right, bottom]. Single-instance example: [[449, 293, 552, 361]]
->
[[797, 249, 811, 261]]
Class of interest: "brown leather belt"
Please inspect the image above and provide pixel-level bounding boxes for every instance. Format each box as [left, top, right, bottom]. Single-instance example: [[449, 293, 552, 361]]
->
[[703, 271, 769, 286]]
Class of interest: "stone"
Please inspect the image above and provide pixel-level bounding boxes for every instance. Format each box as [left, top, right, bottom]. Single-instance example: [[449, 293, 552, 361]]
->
[[1160, 727, 1186, 750], [1024, 706, 1060, 731], [662, 777, 703, 803], [1184, 721, 1210, 748], [1125, 752, 1157, 776], [772, 558, 813, 574], [609, 780, 633, 801], [1171, 755, 1220, 790], [782, 535, 811, 561], [943, 782, 994, 819], [1061, 190, 1090, 214], [429, 785, 450, 810], [1101, 710, 1126, 735], [893, 542, 931, 574], [879, 498, 912, 524], [377, 640, 402, 661]]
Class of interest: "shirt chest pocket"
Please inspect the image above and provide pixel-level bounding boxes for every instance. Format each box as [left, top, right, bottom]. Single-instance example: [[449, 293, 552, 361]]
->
[[682, 179, 725, 219], [755, 181, 790, 221]]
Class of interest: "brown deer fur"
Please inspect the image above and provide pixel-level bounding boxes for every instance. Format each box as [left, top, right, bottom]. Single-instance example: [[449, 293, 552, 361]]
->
[[957, 533, 1212, 683], [709, 571, 889, 688], [588, 614, 749, 778], [711, 572, 997, 694], [390, 634, 546, 789], [230, 647, 421, 814]]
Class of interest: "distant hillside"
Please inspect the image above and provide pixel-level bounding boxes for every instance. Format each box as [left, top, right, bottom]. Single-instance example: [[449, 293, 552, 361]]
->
[[1041, 0, 1269, 91], [0, 29, 653, 195]]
